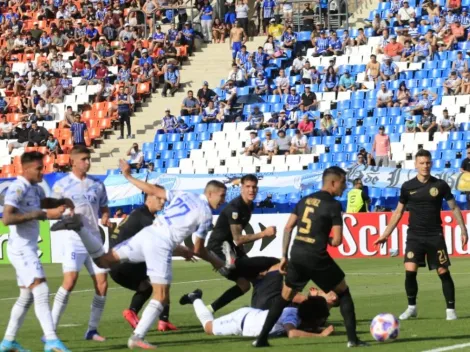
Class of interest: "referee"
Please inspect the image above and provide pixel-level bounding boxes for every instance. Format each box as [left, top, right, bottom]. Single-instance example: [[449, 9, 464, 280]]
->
[[253, 166, 366, 348], [206, 174, 278, 313], [109, 188, 179, 332], [375, 149, 468, 321]]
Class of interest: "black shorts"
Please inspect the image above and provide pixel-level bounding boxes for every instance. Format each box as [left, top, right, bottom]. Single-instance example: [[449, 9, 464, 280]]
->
[[404, 233, 450, 270], [251, 270, 283, 310], [285, 253, 345, 293], [109, 262, 148, 291]]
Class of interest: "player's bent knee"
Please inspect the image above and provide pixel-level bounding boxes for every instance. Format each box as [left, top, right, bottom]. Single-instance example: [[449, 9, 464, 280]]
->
[[236, 278, 251, 293], [204, 321, 214, 335], [437, 267, 448, 275], [333, 279, 348, 294], [404, 262, 418, 272]]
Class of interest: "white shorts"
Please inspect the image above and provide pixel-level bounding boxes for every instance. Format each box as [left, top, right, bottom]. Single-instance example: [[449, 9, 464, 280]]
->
[[61, 240, 108, 275], [113, 225, 174, 284], [8, 246, 45, 287], [212, 307, 253, 336]]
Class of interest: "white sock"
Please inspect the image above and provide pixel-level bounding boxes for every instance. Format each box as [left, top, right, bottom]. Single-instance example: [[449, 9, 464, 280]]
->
[[32, 282, 58, 341], [76, 228, 105, 259], [193, 299, 213, 328], [134, 300, 163, 339], [51, 287, 71, 329], [4, 288, 33, 341], [408, 305, 416, 310], [88, 295, 106, 331]]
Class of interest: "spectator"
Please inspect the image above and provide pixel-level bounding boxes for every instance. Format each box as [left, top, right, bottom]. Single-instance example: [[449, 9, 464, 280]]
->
[[175, 118, 191, 133], [439, 28, 456, 52], [380, 56, 399, 81], [376, 28, 390, 54], [323, 66, 338, 92], [452, 51, 468, 76], [227, 62, 246, 87], [358, 146, 374, 165], [297, 115, 314, 136], [212, 18, 227, 43], [159, 109, 178, 133], [372, 126, 391, 167], [46, 134, 60, 156], [300, 85, 317, 110], [384, 36, 403, 61], [460, 147, 470, 209], [70, 115, 88, 146], [127, 143, 144, 171], [221, 80, 237, 105], [346, 178, 370, 213], [405, 116, 417, 132], [364, 54, 380, 86], [461, 70, 470, 94], [273, 68, 289, 95], [162, 64, 180, 97], [197, 81, 217, 103], [302, 3, 315, 31], [254, 72, 269, 95], [244, 130, 260, 155], [246, 106, 265, 130], [289, 129, 308, 154], [28, 120, 49, 147], [285, 87, 301, 113], [230, 20, 248, 60], [202, 100, 220, 123], [267, 18, 284, 39], [327, 31, 343, 55], [276, 129, 291, 155], [117, 86, 133, 140], [147, 162, 155, 173], [372, 13, 389, 35], [313, 30, 329, 56], [411, 90, 437, 113], [396, 82, 411, 107], [451, 20, 465, 40], [235, 0, 249, 34], [0, 115, 13, 139], [339, 70, 356, 91], [181, 90, 200, 116], [0, 95, 10, 114], [397, 0, 416, 26], [48, 79, 64, 103], [437, 108, 456, 132], [200, 0, 214, 43], [320, 110, 338, 136], [8, 120, 30, 153], [443, 71, 462, 95], [377, 83, 394, 108], [258, 130, 277, 158], [291, 53, 306, 76], [281, 26, 297, 50], [418, 108, 438, 137]]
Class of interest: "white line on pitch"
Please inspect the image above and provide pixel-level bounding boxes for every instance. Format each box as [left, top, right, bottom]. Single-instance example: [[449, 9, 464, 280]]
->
[[422, 342, 470, 352], [0, 278, 224, 302]]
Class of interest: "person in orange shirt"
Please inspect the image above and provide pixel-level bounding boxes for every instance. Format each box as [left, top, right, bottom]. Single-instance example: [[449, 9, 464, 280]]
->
[[451, 20, 465, 40], [447, 0, 461, 13], [383, 35, 404, 61]]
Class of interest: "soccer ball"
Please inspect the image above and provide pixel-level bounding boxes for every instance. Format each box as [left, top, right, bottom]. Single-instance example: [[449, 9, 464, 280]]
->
[[370, 313, 400, 342]]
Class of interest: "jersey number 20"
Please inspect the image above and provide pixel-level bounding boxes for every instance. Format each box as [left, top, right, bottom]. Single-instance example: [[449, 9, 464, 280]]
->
[[164, 198, 190, 225]]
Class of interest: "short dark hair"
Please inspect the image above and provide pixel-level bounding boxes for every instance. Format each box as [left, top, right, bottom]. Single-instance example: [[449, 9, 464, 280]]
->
[[322, 166, 346, 182], [21, 151, 44, 165], [353, 177, 362, 186], [71, 145, 91, 155], [297, 296, 330, 323], [241, 174, 258, 185], [415, 149, 432, 159], [204, 180, 227, 192], [144, 184, 164, 202]]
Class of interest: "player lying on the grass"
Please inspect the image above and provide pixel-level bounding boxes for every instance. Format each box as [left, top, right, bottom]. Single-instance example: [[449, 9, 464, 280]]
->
[[180, 289, 334, 339], [109, 188, 184, 331], [0, 152, 74, 352], [51, 159, 228, 350]]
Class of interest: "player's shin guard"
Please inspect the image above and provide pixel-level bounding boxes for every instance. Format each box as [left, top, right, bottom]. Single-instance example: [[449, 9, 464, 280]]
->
[[52, 287, 71, 328], [134, 300, 163, 339], [256, 296, 290, 344], [4, 289, 33, 341], [88, 295, 106, 331], [438, 271, 455, 309], [405, 270, 418, 306], [209, 285, 245, 313], [76, 228, 105, 259], [338, 288, 358, 343], [32, 283, 58, 341], [130, 286, 153, 314], [193, 299, 214, 328]]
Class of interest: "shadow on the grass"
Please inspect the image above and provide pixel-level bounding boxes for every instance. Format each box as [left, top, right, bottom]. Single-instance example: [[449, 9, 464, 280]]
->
[[391, 334, 470, 344]]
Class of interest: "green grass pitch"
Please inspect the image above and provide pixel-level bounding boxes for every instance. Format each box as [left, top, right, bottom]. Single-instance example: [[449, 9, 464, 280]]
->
[[1, 258, 470, 352]]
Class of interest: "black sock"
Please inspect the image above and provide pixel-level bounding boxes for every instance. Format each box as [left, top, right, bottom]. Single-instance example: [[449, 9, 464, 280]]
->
[[159, 304, 170, 322], [210, 285, 245, 313], [439, 271, 455, 309], [405, 271, 418, 306], [129, 286, 152, 314], [338, 288, 358, 343], [257, 296, 290, 344]]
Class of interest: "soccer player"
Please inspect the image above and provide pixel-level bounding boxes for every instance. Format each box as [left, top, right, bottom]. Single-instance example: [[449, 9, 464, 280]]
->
[[0, 151, 73, 352], [180, 289, 334, 339], [253, 166, 367, 348], [206, 174, 278, 313], [50, 145, 110, 342], [54, 159, 228, 349], [109, 188, 186, 331], [374, 149, 468, 321]]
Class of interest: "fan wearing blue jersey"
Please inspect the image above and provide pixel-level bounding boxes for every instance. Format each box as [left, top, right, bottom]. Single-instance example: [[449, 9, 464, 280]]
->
[[53, 159, 229, 350], [0, 152, 74, 352], [50, 145, 111, 342]]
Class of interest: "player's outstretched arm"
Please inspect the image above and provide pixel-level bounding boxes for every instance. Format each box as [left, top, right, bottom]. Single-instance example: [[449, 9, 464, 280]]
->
[[41, 197, 74, 210], [285, 324, 334, 338], [374, 202, 406, 247], [119, 159, 167, 199], [231, 223, 276, 246], [2, 205, 47, 225], [447, 198, 468, 248], [193, 237, 225, 269]]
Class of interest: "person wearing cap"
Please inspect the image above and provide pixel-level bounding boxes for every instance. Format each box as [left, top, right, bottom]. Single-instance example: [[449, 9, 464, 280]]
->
[[380, 56, 399, 81], [286, 87, 301, 113], [346, 178, 370, 213], [411, 90, 438, 113], [259, 130, 278, 159], [320, 110, 338, 136], [443, 71, 462, 95], [162, 64, 180, 97], [413, 36, 432, 62], [404, 116, 417, 133], [158, 108, 178, 134], [406, 19, 420, 43], [384, 35, 403, 61], [254, 72, 269, 95], [437, 108, 456, 133], [339, 70, 356, 91], [397, 1, 416, 26], [372, 126, 391, 167], [151, 25, 166, 51], [230, 20, 247, 60], [182, 22, 195, 56], [327, 31, 343, 56], [267, 18, 284, 40], [243, 131, 261, 156], [439, 26, 457, 51], [312, 30, 329, 57], [197, 81, 217, 103], [459, 8, 470, 28], [290, 129, 308, 154]]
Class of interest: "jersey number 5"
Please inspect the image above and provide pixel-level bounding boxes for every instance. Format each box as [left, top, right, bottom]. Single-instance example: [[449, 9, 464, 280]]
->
[[298, 206, 314, 235], [164, 197, 190, 225]]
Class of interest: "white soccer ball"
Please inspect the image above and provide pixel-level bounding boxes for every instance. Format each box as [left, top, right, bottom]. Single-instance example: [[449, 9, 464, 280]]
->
[[370, 313, 400, 342]]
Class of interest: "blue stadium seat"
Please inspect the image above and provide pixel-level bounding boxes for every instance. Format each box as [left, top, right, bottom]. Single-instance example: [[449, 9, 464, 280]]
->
[[433, 159, 445, 169], [167, 133, 180, 142], [448, 132, 463, 141], [369, 187, 382, 202], [144, 150, 156, 161], [396, 125, 406, 133], [389, 133, 400, 142], [353, 127, 366, 136], [308, 163, 322, 171], [451, 159, 461, 168], [187, 141, 200, 149], [454, 140, 467, 150], [161, 150, 174, 160], [367, 126, 379, 135], [142, 142, 155, 152], [155, 142, 168, 151], [334, 153, 347, 162], [322, 136, 337, 145], [428, 69, 442, 78], [344, 144, 357, 153], [173, 141, 185, 150], [343, 135, 354, 144], [198, 132, 211, 141], [363, 117, 377, 126], [378, 116, 390, 125], [208, 123, 222, 132], [331, 144, 343, 153], [373, 108, 387, 117], [267, 95, 280, 103], [337, 100, 350, 110], [356, 109, 368, 118], [442, 150, 457, 160], [154, 134, 167, 142], [296, 31, 311, 41], [391, 115, 405, 124], [194, 124, 207, 133], [414, 70, 427, 79], [319, 154, 332, 163], [183, 132, 197, 142], [286, 129, 296, 137], [382, 188, 398, 199], [352, 100, 364, 109], [174, 150, 188, 159], [351, 91, 365, 100], [165, 159, 179, 168], [437, 141, 452, 150], [107, 169, 120, 175], [191, 115, 203, 124]]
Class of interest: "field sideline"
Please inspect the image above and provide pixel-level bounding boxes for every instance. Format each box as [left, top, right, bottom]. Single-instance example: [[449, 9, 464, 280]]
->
[[1, 258, 470, 352]]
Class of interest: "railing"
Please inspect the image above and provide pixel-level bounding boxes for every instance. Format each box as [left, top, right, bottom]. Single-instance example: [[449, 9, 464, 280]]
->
[[127, 9, 149, 39], [148, 5, 198, 35], [290, 0, 349, 32]]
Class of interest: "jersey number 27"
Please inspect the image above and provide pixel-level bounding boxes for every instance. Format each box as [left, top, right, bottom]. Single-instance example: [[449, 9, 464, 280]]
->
[[164, 198, 190, 225]]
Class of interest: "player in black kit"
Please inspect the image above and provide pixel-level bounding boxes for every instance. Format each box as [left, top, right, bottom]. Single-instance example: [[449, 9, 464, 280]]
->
[[109, 187, 192, 332], [253, 166, 367, 348], [206, 174, 279, 313], [374, 149, 468, 321]]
